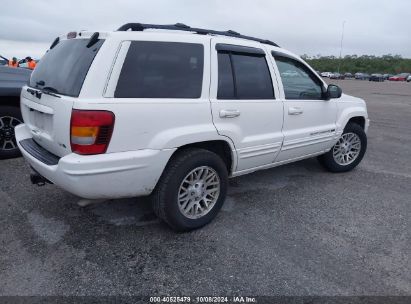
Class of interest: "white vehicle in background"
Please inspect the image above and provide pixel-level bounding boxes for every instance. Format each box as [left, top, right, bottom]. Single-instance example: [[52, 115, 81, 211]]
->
[[281, 70, 299, 78], [320, 71, 332, 78], [407, 75, 411, 82], [16, 23, 369, 231]]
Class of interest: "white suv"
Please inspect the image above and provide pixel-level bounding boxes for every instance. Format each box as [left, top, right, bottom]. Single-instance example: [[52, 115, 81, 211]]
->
[[320, 72, 332, 78], [16, 23, 369, 231]]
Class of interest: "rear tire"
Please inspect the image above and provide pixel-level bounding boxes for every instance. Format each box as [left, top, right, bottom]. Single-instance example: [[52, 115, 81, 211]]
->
[[152, 148, 228, 231], [0, 106, 23, 160], [318, 123, 367, 173]]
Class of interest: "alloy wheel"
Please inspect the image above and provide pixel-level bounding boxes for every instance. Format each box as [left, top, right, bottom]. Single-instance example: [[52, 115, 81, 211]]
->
[[177, 166, 220, 219], [332, 132, 362, 166], [0, 116, 22, 151]]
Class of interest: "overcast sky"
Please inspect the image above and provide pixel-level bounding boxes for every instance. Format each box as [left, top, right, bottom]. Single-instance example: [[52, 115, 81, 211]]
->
[[0, 0, 410, 59]]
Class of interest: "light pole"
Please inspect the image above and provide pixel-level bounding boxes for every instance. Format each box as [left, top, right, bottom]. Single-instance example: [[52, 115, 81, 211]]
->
[[337, 21, 346, 74]]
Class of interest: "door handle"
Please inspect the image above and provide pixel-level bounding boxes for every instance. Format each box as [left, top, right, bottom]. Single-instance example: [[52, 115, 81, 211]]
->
[[288, 107, 303, 115], [220, 109, 241, 118]]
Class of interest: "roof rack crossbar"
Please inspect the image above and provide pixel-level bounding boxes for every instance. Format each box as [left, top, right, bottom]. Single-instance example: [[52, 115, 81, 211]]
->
[[117, 23, 279, 47]]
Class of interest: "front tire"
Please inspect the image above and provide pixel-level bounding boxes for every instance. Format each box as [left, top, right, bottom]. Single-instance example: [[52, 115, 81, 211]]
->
[[318, 123, 367, 173], [152, 148, 228, 231], [0, 106, 23, 160]]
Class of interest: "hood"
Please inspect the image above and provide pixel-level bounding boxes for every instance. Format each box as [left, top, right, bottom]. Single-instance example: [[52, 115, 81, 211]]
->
[[340, 93, 366, 105]]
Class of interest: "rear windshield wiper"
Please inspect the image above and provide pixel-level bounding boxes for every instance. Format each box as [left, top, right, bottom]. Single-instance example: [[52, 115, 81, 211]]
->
[[50, 37, 60, 50], [41, 86, 61, 98], [86, 32, 100, 48]]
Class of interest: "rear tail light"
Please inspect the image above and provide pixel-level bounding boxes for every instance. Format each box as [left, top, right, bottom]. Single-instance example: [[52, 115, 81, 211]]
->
[[70, 110, 115, 155]]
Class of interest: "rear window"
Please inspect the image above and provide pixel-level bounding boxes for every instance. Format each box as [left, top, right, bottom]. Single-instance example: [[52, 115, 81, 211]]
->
[[30, 38, 104, 97], [114, 41, 204, 98]]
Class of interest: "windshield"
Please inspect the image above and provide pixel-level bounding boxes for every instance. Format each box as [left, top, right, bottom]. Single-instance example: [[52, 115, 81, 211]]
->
[[30, 38, 104, 97]]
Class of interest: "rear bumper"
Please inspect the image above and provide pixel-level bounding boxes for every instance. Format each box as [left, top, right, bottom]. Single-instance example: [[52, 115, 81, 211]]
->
[[15, 124, 175, 199]]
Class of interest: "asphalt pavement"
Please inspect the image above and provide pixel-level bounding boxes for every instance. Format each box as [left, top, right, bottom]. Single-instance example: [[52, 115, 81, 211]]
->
[[0, 79, 410, 296]]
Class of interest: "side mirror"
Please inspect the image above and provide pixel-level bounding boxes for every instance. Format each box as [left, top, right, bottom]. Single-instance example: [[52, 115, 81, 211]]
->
[[326, 84, 342, 99]]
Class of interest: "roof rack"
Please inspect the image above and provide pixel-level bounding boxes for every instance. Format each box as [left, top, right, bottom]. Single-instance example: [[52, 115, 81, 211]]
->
[[117, 23, 279, 47]]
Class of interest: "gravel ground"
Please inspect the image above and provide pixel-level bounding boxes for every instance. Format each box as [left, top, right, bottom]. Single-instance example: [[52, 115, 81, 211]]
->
[[0, 79, 410, 296]]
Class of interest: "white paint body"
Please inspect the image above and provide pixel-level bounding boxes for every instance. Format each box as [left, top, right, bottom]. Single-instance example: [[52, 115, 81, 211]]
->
[[15, 30, 369, 199]]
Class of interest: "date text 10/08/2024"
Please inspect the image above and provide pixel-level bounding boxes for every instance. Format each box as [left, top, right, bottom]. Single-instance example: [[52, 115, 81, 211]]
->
[[149, 296, 257, 303]]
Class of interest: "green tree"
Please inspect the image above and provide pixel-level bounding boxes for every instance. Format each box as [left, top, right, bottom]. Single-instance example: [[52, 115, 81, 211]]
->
[[304, 54, 411, 74]]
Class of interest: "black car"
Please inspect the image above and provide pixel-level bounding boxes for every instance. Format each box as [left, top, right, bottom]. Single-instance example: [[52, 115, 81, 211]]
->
[[369, 74, 384, 82], [344, 72, 353, 78], [0, 66, 31, 159]]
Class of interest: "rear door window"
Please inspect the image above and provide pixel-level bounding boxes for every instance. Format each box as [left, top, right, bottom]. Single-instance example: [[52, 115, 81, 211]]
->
[[115, 41, 204, 98], [30, 38, 104, 97], [217, 50, 274, 99], [217, 53, 235, 99], [231, 54, 274, 99]]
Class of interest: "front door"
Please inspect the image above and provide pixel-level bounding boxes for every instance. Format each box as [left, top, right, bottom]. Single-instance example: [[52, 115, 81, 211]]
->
[[271, 53, 338, 162], [209, 38, 284, 172]]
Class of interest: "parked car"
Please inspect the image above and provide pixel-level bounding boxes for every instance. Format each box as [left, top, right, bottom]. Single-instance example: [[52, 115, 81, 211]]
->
[[0, 65, 32, 159], [407, 75, 411, 82], [389, 73, 410, 81], [0, 55, 9, 66], [354, 73, 363, 79], [355, 73, 370, 80], [369, 74, 384, 82], [320, 71, 332, 78], [383, 74, 393, 80], [15, 23, 369, 231], [281, 70, 299, 78], [330, 72, 345, 80], [344, 73, 353, 79]]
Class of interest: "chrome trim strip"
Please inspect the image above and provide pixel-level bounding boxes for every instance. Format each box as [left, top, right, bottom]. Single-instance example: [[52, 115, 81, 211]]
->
[[282, 133, 335, 151], [238, 143, 281, 159]]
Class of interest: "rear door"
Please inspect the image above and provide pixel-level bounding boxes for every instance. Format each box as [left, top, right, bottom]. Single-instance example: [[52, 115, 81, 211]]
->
[[209, 38, 283, 172], [271, 52, 338, 162], [20, 37, 105, 157]]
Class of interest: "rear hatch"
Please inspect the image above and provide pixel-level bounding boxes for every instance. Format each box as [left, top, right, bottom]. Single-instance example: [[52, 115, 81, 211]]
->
[[20, 36, 104, 157]]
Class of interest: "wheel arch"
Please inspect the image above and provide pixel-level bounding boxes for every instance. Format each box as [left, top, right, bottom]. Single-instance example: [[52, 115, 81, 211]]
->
[[346, 116, 366, 130], [337, 106, 368, 133], [170, 139, 236, 174]]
